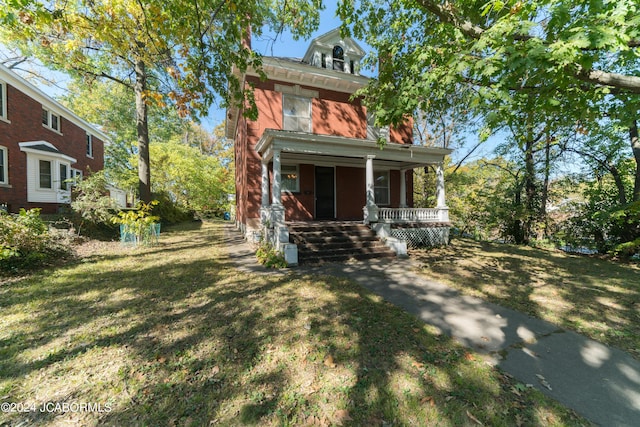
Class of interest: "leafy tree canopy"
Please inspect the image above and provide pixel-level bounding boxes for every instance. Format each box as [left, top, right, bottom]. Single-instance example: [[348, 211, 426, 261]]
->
[[338, 0, 640, 128]]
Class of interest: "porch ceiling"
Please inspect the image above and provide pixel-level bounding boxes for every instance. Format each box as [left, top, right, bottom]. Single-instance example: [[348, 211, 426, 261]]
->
[[255, 129, 452, 170]]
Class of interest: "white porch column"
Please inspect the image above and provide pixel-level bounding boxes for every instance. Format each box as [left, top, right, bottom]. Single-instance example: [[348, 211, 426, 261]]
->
[[363, 155, 379, 224], [261, 160, 270, 208], [271, 149, 282, 206], [435, 162, 449, 222], [436, 163, 446, 208], [399, 169, 407, 208], [365, 155, 375, 206]]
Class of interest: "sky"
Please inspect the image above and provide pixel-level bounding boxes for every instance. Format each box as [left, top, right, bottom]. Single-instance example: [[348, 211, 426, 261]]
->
[[203, 2, 348, 128]]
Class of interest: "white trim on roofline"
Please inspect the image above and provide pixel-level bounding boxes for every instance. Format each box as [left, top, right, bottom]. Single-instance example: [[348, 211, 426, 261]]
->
[[0, 63, 112, 144]]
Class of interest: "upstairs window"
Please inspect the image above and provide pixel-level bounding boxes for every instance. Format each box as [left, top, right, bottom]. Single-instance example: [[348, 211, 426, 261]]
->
[[321, 53, 326, 69], [42, 108, 61, 132], [86, 133, 93, 157], [0, 80, 7, 121], [332, 45, 344, 72], [283, 95, 311, 133], [39, 159, 52, 189], [0, 146, 7, 185]]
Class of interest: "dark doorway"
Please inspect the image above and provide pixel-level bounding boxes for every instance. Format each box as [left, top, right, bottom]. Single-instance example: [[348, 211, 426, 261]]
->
[[315, 166, 335, 219]]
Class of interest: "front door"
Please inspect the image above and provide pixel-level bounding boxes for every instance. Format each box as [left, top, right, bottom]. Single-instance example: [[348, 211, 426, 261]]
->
[[315, 166, 335, 219]]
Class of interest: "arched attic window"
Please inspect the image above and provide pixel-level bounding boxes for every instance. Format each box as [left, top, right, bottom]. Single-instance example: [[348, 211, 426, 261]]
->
[[332, 45, 344, 72]]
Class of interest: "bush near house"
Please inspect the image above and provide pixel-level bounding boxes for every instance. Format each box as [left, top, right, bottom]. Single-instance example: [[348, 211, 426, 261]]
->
[[0, 209, 74, 272]]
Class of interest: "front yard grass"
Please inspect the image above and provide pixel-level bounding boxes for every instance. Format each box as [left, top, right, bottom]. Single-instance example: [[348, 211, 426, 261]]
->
[[1, 221, 589, 426], [411, 238, 640, 359]]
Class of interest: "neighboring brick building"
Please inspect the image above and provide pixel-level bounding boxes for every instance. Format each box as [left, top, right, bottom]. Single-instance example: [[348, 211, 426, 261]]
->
[[227, 29, 452, 264], [0, 63, 108, 214]]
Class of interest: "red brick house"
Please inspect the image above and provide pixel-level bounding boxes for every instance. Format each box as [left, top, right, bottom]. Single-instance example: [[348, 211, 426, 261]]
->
[[0, 63, 108, 214], [227, 29, 451, 264]]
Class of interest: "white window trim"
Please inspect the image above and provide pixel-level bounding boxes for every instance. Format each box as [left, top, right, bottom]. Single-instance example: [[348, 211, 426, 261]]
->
[[374, 170, 390, 206], [280, 164, 300, 193], [0, 80, 9, 123], [38, 159, 53, 190], [42, 107, 62, 134], [86, 133, 94, 158], [0, 145, 8, 185], [282, 94, 312, 133]]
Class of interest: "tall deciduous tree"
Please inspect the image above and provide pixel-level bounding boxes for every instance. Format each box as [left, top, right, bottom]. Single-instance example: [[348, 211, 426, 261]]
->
[[1, 0, 321, 201]]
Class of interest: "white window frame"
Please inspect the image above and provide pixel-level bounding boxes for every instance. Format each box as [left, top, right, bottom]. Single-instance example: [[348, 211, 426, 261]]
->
[[0, 80, 8, 122], [42, 107, 61, 133], [38, 159, 53, 190], [86, 133, 93, 158], [59, 162, 69, 190], [281, 164, 300, 193], [282, 94, 312, 133], [374, 170, 390, 206], [0, 146, 8, 185]]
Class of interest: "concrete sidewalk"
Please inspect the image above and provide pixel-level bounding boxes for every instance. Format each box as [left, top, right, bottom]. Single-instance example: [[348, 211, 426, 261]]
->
[[223, 223, 640, 426]]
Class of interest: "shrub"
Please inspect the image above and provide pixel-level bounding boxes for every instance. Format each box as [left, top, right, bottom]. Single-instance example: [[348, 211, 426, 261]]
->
[[256, 242, 288, 268], [151, 191, 194, 224], [0, 209, 73, 272], [112, 201, 160, 246]]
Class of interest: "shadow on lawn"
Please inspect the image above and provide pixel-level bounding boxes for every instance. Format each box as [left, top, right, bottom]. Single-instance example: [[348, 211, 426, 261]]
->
[[411, 238, 640, 357], [0, 223, 587, 426]]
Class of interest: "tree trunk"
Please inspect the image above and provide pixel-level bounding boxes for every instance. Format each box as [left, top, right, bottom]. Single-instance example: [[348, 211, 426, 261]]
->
[[540, 137, 551, 239], [523, 138, 536, 244], [135, 58, 152, 202], [631, 118, 640, 202]]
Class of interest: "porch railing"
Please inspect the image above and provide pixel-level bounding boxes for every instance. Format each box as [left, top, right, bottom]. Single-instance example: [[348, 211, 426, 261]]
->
[[378, 207, 449, 223]]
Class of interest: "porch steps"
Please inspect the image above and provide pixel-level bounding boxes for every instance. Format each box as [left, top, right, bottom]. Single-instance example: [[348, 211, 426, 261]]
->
[[288, 222, 396, 264]]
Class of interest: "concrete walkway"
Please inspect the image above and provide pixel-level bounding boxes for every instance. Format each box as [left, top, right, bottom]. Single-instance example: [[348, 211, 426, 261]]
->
[[223, 223, 640, 426]]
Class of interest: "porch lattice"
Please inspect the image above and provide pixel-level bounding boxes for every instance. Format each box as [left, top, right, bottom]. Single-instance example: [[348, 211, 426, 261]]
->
[[391, 226, 450, 248]]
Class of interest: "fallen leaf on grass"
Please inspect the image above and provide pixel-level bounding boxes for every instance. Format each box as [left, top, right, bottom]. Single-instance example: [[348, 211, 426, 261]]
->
[[412, 361, 425, 369], [333, 409, 352, 425], [420, 396, 435, 406], [324, 355, 337, 368], [464, 352, 475, 361], [211, 365, 220, 375]]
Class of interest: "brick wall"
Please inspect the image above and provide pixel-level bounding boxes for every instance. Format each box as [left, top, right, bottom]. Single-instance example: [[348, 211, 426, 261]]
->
[[0, 83, 104, 213]]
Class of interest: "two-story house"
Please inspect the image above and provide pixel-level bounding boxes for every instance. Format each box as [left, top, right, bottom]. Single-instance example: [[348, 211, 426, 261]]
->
[[227, 29, 452, 265], [0, 63, 108, 214]]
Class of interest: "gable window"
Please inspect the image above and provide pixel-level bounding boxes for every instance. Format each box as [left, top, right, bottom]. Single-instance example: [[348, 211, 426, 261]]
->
[[321, 53, 326, 69], [374, 171, 390, 205], [0, 146, 7, 185], [86, 133, 93, 157], [283, 95, 311, 133], [0, 80, 7, 121], [39, 159, 52, 189], [332, 45, 344, 72], [281, 164, 299, 193], [42, 108, 60, 132]]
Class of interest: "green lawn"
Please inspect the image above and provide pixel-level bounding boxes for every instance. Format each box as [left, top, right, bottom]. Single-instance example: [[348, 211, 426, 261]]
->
[[1, 221, 589, 426], [411, 238, 640, 359]]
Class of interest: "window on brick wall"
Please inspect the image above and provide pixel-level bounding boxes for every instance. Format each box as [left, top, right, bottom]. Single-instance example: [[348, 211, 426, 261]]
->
[[0, 80, 7, 121], [374, 170, 390, 206], [281, 164, 300, 192], [0, 146, 7, 185], [283, 95, 311, 133], [86, 133, 93, 157], [42, 108, 61, 132]]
